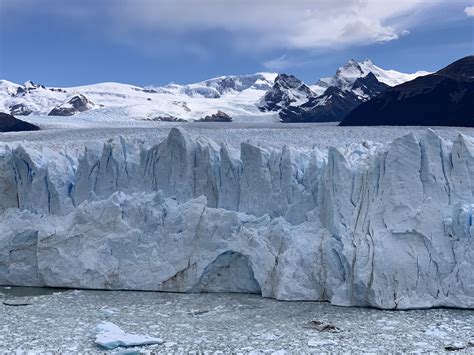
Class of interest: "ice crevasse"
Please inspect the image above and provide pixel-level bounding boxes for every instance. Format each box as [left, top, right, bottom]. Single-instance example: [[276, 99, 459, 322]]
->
[[0, 128, 473, 309]]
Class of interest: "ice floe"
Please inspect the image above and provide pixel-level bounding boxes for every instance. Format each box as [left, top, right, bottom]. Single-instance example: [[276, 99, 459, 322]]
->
[[94, 321, 163, 350]]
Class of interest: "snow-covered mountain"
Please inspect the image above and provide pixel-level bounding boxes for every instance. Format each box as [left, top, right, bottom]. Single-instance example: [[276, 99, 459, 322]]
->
[[258, 74, 315, 112], [280, 86, 365, 123], [0, 74, 278, 122], [275, 59, 429, 122], [314, 59, 430, 92], [0, 60, 430, 124], [155, 72, 277, 98], [340, 56, 474, 127]]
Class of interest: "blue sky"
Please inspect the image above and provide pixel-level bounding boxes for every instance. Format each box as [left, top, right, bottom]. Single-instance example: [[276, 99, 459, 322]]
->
[[0, 0, 473, 87]]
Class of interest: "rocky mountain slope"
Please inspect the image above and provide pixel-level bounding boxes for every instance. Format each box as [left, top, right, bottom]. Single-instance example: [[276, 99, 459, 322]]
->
[[279, 72, 390, 123], [0, 112, 39, 132], [0, 128, 472, 309], [258, 74, 315, 112], [340, 56, 474, 126]]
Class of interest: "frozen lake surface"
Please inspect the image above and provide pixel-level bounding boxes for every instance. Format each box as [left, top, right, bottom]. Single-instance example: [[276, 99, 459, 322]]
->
[[1, 288, 473, 353]]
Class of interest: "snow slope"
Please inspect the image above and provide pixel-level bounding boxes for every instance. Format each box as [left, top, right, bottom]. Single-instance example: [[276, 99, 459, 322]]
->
[[0, 127, 472, 309]]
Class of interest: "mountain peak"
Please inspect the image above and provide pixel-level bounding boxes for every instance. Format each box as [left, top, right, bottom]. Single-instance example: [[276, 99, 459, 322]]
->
[[274, 74, 304, 88], [24, 80, 43, 90], [326, 59, 431, 89], [259, 73, 314, 112], [339, 59, 363, 72]]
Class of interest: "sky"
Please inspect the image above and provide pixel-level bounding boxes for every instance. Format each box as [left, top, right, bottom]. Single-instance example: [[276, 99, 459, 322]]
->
[[0, 0, 473, 87]]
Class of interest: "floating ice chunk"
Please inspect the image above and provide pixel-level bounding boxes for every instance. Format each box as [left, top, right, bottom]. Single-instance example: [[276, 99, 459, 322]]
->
[[94, 321, 163, 350]]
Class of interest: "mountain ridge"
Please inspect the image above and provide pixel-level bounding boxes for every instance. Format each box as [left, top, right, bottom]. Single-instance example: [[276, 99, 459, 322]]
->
[[340, 56, 474, 127], [0, 60, 431, 123]]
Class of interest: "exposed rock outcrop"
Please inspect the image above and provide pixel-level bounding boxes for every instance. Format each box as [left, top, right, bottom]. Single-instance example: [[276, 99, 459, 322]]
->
[[259, 74, 314, 112], [279, 72, 389, 123], [279, 87, 361, 123], [153, 115, 186, 122], [199, 111, 233, 122], [351, 72, 390, 98], [48, 94, 94, 116], [9, 103, 33, 116]]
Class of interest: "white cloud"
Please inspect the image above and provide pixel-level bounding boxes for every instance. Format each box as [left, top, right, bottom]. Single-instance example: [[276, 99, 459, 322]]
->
[[3, 0, 445, 50], [263, 55, 306, 71], [465, 6, 474, 16], [107, 0, 435, 50], [263, 55, 291, 71]]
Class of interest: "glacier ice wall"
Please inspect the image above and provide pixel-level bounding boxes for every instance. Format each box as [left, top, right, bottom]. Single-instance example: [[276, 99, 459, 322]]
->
[[0, 128, 473, 309]]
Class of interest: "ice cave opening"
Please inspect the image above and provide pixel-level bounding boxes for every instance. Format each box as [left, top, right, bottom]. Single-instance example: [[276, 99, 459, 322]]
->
[[193, 251, 261, 295]]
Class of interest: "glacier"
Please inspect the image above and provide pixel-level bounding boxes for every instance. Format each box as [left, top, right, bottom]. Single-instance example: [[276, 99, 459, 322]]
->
[[0, 127, 473, 309]]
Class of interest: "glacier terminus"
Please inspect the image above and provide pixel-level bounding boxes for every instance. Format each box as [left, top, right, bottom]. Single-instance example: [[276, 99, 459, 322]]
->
[[0, 127, 473, 310]]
